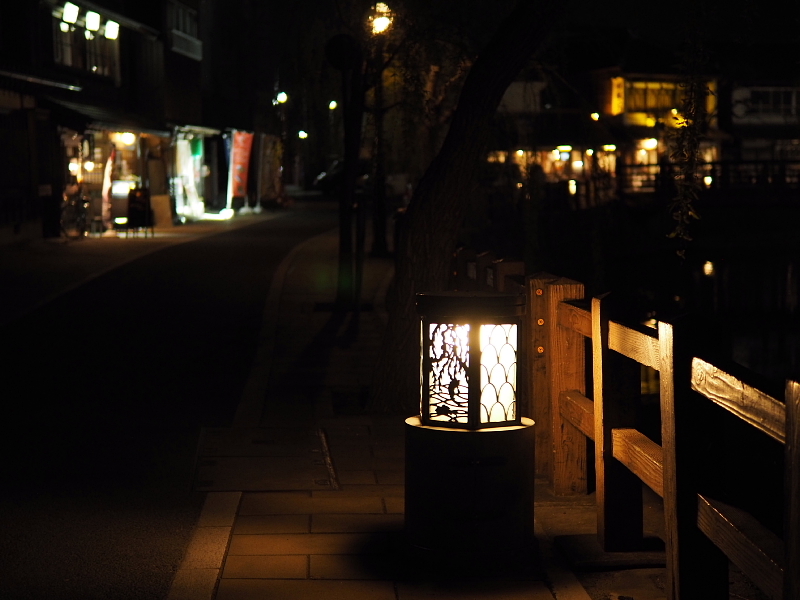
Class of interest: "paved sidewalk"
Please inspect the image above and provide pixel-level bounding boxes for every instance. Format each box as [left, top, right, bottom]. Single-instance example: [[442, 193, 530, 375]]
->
[[166, 217, 674, 600]]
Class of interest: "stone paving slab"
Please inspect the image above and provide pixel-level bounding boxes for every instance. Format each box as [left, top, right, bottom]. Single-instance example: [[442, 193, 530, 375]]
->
[[228, 532, 386, 556], [215, 579, 398, 600], [193, 456, 333, 492], [239, 492, 385, 515]]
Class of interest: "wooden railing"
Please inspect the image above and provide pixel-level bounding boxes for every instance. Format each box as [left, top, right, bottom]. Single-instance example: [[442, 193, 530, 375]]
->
[[455, 257, 799, 600]]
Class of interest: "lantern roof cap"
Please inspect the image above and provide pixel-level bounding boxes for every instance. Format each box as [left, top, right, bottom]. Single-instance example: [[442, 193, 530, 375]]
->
[[416, 291, 525, 318]]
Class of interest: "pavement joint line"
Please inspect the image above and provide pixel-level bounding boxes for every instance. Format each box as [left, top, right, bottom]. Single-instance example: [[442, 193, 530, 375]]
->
[[317, 428, 342, 491]]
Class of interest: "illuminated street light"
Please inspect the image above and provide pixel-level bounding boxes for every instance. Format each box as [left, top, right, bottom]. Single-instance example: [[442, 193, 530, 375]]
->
[[298, 130, 308, 139], [85, 11, 100, 31], [62, 2, 79, 24], [104, 20, 119, 40], [329, 100, 337, 110], [276, 91, 288, 104], [370, 2, 393, 34]]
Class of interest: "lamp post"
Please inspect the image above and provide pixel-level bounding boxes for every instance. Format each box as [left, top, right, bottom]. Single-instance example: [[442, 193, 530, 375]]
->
[[368, 2, 392, 257], [405, 292, 536, 569]]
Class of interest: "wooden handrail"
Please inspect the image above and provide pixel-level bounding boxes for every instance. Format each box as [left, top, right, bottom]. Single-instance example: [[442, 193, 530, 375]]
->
[[521, 274, 798, 600], [690, 357, 786, 444]]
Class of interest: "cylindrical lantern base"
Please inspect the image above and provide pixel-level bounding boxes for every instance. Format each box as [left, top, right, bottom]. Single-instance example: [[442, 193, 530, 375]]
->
[[404, 416, 536, 569]]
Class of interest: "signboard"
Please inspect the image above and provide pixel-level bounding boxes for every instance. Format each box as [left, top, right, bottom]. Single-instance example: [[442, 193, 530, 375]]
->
[[231, 131, 253, 197]]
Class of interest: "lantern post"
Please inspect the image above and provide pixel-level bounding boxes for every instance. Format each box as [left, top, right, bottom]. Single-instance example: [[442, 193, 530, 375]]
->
[[405, 292, 536, 569]]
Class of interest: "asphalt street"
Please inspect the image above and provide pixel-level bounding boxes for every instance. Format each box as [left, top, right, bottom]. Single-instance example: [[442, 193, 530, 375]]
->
[[0, 201, 339, 600]]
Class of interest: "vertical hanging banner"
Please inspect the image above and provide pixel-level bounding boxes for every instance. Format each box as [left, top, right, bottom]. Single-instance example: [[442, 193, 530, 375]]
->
[[231, 130, 254, 198]]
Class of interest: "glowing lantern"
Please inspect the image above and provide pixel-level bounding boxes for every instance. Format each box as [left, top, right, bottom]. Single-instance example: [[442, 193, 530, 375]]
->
[[416, 292, 523, 430]]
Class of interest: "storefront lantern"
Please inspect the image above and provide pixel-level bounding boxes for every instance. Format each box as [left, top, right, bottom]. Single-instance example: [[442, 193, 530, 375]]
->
[[416, 292, 524, 430]]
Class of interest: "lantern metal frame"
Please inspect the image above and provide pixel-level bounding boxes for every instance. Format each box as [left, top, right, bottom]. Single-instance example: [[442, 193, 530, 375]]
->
[[416, 291, 525, 430]]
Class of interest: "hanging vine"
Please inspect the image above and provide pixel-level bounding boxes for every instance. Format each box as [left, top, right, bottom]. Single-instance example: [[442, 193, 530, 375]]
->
[[667, 32, 713, 257]]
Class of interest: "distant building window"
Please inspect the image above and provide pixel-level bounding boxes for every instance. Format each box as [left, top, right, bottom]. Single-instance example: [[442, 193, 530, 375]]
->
[[167, 1, 198, 38], [52, 11, 119, 80], [750, 88, 798, 117], [166, 1, 202, 60], [625, 81, 681, 113]]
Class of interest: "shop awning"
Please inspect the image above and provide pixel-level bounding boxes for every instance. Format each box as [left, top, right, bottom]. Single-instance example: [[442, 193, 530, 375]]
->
[[41, 96, 171, 137], [172, 124, 222, 136]]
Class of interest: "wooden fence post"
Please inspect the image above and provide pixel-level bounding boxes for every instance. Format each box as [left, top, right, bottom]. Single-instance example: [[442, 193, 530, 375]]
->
[[659, 319, 728, 600], [546, 277, 586, 495], [528, 273, 557, 480], [592, 294, 644, 551], [786, 379, 800, 600]]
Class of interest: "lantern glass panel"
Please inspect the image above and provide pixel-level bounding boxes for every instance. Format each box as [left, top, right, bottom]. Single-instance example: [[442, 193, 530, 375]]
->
[[427, 323, 470, 424], [479, 324, 517, 424]]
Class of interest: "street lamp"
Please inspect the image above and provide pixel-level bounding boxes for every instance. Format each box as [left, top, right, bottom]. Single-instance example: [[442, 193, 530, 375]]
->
[[405, 291, 535, 567], [367, 2, 392, 257]]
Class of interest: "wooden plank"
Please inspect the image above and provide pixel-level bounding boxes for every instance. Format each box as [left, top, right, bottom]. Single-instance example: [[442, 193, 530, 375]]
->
[[592, 295, 643, 551], [548, 277, 587, 496], [560, 390, 595, 440], [529, 273, 558, 481], [786, 380, 800, 600], [612, 428, 664, 498], [557, 301, 591, 337], [659, 320, 729, 600], [690, 357, 786, 444], [697, 494, 784, 600], [608, 322, 660, 370]]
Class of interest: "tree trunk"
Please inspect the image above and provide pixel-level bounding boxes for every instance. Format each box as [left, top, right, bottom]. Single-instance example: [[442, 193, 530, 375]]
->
[[370, 0, 563, 414]]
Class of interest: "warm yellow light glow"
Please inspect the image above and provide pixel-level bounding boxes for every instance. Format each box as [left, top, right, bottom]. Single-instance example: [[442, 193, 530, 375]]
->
[[586, 149, 594, 156], [516, 149, 524, 157], [371, 2, 393, 34], [572, 161, 584, 169], [59, 21, 70, 32], [557, 145, 572, 152], [68, 160, 79, 174], [642, 138, 658, 150], [372, 16, 391, 33], [84, 161, 95, 172], [479, 324, 518, 423], [703, 261, 715, 276], [104, 20, 119, 39], [646, 117, 656, 127], [276, 92, 288, 104], [591, 112, 600, 121], [298, 130, 308, 139], [111, 180, 136, 195], [62, 2, 79, 24], [516, 182, 523, 188], [704, 175, 713, 186], [671, 108, 678, 115], [328, 100, 337, 110], [85, 11, 100, 31], [603, 144, 616, 152], [610, 77, 625, 115], [118, 132, 136, 146], [84, 30, 94, 40], [114, 217, 128, 225], [551, 149, 560, 160], [568, 180, 577, 195], [428, 323, 471, 424]]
